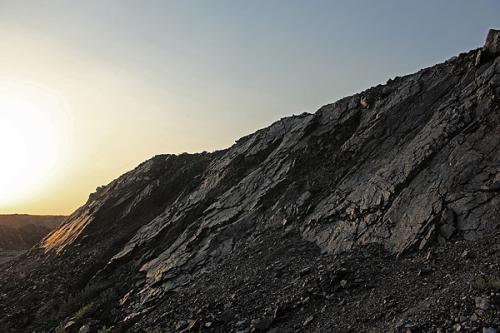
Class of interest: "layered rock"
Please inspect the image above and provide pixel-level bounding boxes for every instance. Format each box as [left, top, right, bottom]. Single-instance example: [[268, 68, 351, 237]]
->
[[476, 29, 500, 66], [484, 29, 500, 57]]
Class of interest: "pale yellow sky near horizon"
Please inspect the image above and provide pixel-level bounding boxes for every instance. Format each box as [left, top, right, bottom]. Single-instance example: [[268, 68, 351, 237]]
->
[[0, 26, 268, 215]]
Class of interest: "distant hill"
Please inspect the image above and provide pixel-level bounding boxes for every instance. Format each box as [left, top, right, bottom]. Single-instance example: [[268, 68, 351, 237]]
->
[[0, 214, 65, 250]]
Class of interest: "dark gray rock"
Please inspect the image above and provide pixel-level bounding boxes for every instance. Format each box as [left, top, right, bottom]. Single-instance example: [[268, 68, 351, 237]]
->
[[475, 296, 490, 310], [477, 29, 500, 66], [64, 320, 77, 332], [78, 324, 91, 333], [251, 317, 273, 331], [439, 224, 456, 240], [484, 29, 500, 57], [483, 328, 497, 333], [303, 315, 314, 326]]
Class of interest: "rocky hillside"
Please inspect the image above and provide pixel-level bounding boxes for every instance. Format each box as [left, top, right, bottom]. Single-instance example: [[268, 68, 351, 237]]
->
[[0, 214, 65, 250], [1, 31, 500, 333]]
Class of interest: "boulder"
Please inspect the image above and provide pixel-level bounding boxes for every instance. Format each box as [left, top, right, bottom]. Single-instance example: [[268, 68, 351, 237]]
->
[[483, 29, 500, 57], [477, 29, 500, 65], [360, 95, 372, 109]]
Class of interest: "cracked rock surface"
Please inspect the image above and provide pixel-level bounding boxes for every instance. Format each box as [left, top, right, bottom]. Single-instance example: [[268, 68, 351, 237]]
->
[[1, 38, 500, 333]]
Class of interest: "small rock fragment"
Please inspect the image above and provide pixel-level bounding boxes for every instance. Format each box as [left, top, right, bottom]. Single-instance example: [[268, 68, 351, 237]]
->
[[176, 320, 188, 331], [235, 319, 248, 328], [475, 296, 490, 310], [483, 328, 497, 333], [475, 50, 483, 67], [439, 224, 456, 240], [299, 267, 311, 276], [179, 319, 199, 332], [79, 325, 91, 333], [360, 96, 372, 109], [303, 315, 314, 326], [417, 267, 432, 276], [64, 321, 77, 332], [251, 317, 273, 331], [220, 310, 235, 323], [461, 250, 475, 259]]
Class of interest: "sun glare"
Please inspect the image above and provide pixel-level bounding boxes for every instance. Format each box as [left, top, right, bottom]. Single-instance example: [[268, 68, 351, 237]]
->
[[0, 81, 68, 205]]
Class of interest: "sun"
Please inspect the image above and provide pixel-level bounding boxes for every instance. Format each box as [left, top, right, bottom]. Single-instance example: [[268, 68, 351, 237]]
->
[[0, 82, 66, 205]]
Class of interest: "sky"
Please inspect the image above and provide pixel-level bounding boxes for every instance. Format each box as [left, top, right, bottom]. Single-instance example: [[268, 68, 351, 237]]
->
[[0, 0, 499, 215]]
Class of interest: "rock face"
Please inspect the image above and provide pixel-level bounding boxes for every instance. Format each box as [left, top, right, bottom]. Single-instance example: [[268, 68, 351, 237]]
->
[[484, 29, 500, 57], [1, 37, 500, 332], [477, 29, 500, 66]]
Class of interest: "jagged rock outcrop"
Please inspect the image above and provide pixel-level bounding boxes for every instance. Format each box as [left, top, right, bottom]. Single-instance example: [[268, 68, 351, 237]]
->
[[1, 32, 500, 333], [484, 29, 500, 57], [476, 29, 500, 66]]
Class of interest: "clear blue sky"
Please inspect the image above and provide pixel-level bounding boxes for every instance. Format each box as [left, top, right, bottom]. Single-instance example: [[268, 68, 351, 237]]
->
[[0, 0, 499, 214]]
